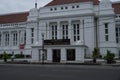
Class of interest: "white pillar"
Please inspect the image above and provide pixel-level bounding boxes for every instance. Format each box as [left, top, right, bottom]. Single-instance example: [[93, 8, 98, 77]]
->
[[17, 30, 20, 46], [61, 48, 66, 63], [76, 47, 84, 63], [47, 48, 52, 63], [10, 31, 12, 46], [31, 48, 39, 62], [80, 20, 84, 42], [1, 31, 4, 47], [68, 20, 73, 43], [57, 21, 60, 39], [46, 22, 50, 40]]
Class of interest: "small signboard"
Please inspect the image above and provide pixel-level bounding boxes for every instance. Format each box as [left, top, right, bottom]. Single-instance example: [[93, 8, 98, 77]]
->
[[20, 43, 25, 49]]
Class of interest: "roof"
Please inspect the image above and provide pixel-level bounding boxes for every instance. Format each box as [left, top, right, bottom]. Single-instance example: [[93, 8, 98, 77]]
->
[[0, 12, 29, 24], [44, 0, 99, 7], [112, 3, 120, 14]]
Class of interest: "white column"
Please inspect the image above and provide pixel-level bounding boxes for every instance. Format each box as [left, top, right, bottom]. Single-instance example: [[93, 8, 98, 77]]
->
[[10, 31, 12, 46], [3, 32, 5, 47], [57, 21, 60, 39], [1, 31, 4, 47], [22, 30, 25, 44], [61, 48, 66, 63], [80, 20, 84, 42], [46, 22, 50, 40], [47, 48, 52, 63], [17, 30, 20, 46], [76, 47, 84, 63], [68, 20, 73, 43], [31, 48, 39, 62], [20, 30, 24, 44]]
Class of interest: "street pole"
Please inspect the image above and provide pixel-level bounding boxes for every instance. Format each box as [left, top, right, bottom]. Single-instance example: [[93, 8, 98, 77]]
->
[[42, 33, 44, 64]]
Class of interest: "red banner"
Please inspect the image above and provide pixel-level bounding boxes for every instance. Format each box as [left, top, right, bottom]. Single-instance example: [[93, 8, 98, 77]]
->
[[20, 44, 25, 49]]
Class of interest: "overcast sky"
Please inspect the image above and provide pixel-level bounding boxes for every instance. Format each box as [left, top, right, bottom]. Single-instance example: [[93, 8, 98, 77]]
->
[[0, 0, 119, 14]]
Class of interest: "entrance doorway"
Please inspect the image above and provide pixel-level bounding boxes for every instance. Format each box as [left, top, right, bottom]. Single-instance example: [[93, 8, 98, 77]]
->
[[52, 49, 61, 62]]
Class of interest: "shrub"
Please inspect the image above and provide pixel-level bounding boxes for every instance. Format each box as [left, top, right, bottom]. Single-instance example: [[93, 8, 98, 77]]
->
[[8, 54, 12, 58], [99, 55, 102, 59], [2, 52, 9, 62], [92, 48, 99, 63], [15, 53, 24, 58], [25, 55, 31, 58], [104, 50, 115, 64]]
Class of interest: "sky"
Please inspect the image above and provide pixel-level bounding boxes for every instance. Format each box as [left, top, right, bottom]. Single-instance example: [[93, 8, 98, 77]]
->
[[0, 0, 119, 14]]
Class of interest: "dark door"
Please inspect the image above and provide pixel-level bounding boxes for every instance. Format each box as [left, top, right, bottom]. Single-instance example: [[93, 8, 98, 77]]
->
[[53, 49, 61, 62]]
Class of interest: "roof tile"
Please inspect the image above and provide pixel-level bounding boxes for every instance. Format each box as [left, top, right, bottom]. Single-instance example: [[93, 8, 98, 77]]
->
[[0, 12, 29, 24], [45, 0, 99, 7], [112, 3, 120, 14]]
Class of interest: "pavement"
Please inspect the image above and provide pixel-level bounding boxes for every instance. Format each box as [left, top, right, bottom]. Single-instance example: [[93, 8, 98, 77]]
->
[[0, 63, 120, 80], [0, 62, 120, 70]]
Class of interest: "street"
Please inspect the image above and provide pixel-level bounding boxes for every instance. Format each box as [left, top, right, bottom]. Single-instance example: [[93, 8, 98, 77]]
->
[[0, 64, 120, 80]]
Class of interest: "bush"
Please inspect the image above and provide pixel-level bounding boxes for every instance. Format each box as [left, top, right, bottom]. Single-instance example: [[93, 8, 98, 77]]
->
[[2, 52, 9, 62], [92, 48, 99, 63], [15, 53, 24, 58], [25, 55, 31, 58], [104, 50, 115, 64], [8, 54, 12, 58], [99, 55, 102, 59]]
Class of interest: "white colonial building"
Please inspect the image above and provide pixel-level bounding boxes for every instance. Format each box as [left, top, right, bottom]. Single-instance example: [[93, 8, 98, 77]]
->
[[0, 0, 120, 63]]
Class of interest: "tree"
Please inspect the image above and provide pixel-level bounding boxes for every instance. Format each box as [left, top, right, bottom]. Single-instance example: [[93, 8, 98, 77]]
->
[[2, 52, 8, 62], [104, 50, 115, 64], [92, 48, 99, 63]]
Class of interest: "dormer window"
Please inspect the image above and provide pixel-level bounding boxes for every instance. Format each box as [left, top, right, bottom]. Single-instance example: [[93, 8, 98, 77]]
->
[[50, 8, 53, 11], [65, 6, 68, 9], [61, 7, 63, 10], [72, 6, 75, 8], [76, 5, 79, 8], [54, 8, 57, 10]]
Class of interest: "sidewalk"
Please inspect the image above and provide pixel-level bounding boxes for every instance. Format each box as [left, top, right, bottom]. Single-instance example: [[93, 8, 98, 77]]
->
[[0, 59, 120, 68]]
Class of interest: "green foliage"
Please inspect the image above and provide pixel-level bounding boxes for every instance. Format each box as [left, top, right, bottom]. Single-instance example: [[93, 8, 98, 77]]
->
[[15, 53, 24, 58], [2, 52, 9, 62], [104, 50, 115, 64], [26, 55, 31, 58], [92, 48, 99, 63]]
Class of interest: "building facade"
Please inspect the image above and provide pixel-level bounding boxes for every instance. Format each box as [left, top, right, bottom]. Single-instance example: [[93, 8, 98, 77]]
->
[[0, 0, 120, 63]]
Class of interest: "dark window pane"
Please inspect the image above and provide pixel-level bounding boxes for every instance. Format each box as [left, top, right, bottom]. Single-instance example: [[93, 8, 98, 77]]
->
[[77, 36, 80, 40], [105, 23, 108, 28], [105, 35, 109, 41], [74, 36, 76, 41], [67, 49, 75, 61]]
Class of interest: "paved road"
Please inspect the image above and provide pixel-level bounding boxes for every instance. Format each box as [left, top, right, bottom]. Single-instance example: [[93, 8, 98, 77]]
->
[[0, 64, 120, 80]]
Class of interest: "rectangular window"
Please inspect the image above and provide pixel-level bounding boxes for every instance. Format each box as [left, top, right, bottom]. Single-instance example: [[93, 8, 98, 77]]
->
[[51, 24, 57, 40], [31, 28, 34, 44], [105, 35, 109, 41], [13, 33, 18, 46], [73, 23, 80, 41], [24, 31, 26, 45], [104, 23, 109, 41], [116, 27, 120, 43], [62, 24, 68, 39], [105, 23, 108, 28], [67, 49, 75, 61], [5, 33, 9, 46]]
